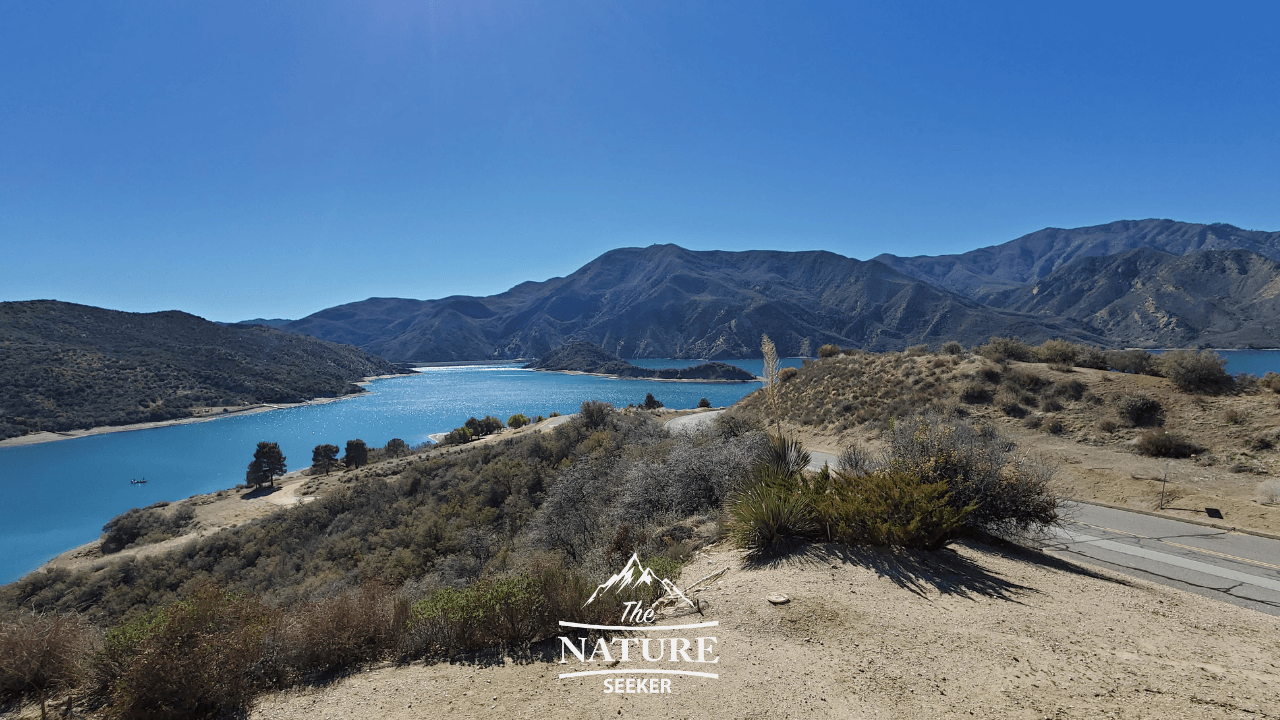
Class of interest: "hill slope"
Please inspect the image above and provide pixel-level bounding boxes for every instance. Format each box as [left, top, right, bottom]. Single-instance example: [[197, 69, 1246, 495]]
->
[[525, 341, 755, 380], [285, 245, 1097, 362], [987, 248, 1280, 347], [0, 300, 403, 440], [874, 219, 1280, 299]]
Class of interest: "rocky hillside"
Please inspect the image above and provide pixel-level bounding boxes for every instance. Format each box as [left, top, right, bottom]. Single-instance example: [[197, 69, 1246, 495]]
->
[[986, 248, 1280, 347], [284, 245, 1097, 362], [0, 300, 404, 440], [874, 218, 1280, 299]]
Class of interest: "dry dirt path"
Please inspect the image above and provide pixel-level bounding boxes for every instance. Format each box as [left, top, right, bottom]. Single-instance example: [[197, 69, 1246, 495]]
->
[[251, 540, 1280, 720]]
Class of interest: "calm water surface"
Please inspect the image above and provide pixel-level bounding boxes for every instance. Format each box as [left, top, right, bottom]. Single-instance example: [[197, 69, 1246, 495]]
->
[[0, 359, 802, 582]]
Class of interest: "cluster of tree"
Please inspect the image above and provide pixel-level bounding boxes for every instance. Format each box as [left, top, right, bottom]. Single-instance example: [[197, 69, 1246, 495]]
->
[[439, 415, 505, 445]]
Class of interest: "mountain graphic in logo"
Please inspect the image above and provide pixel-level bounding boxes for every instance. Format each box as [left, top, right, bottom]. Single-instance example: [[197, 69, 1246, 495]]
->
[[583, 552, 694, 609]]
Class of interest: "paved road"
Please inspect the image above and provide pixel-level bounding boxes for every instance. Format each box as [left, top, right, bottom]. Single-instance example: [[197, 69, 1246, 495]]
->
[[663, 409, 725, 433], [1039, 502, 1280, 616]]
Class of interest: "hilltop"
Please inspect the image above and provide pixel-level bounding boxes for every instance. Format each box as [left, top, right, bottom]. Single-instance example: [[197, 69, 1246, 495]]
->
[[524, 342, 755, 381], [0, 300, 405, 441]]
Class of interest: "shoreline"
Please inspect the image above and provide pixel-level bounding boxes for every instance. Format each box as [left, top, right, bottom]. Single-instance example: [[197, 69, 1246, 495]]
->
[[523, 368, 762, 383], [0, 371, 418, 449]]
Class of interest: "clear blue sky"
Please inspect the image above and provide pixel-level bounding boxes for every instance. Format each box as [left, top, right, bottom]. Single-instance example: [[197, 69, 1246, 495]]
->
[[3, 1, 1277, 322]]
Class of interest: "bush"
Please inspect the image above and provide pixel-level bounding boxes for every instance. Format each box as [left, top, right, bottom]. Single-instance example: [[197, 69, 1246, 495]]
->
[[976, 336, 1035, 362], [95, 585, 278, 720], [835, 443, 874, 475], [101, 504, 196, 554], [727, 477, 817, 559], [778, 367, 799, 383], [817, 344, 841, 358], [1134, 430, 1204, 458], [883, 414, 1059, 539], [697, 397, 712, 409], [1262, 372, 1280, 393], [1116, 394, 1164, 427], [642, 393, 663, 410], [1248, 434, 1274, 452], [1105, 349, 1156, 375], [277, 584, 403, 676], [0, 612, 94, 707], [942, 340, 965, 356], [1222, 408, 1246, 425], [507, 413, 530, 429], [1074, 345, 1108, 370], [1036, 339, 1078, 365], [1157, 350, 1232, 393], [959, 382, 992, 404], [904, 344, 929, 357], [578, 400, 613, 429], [814, 470, 973, 550]]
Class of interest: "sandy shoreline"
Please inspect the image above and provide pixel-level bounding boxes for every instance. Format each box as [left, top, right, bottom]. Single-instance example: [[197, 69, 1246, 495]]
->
[[0, 371, 418, 449]]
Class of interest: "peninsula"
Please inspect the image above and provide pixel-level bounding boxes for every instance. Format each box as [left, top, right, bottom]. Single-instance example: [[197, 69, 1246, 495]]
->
[[523, 342, 756, 381]]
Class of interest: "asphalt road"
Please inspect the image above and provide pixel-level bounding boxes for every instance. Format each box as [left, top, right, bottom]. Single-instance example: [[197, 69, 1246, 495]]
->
[[1040, 502, 1280, 616], [663, 416, 1280, 616]]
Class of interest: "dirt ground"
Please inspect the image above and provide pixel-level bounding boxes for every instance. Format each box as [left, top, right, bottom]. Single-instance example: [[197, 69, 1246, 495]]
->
[[248, 539, 1280, 720]]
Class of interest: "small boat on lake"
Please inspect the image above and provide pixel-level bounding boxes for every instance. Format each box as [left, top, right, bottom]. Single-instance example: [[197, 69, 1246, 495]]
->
[[130, 478, 147, 485]]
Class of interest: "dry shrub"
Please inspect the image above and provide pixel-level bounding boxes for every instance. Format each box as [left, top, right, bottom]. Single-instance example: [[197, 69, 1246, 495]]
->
[[977, 337, 1035, 362], [942, 340, 964, 356], [904, 344, 929, 357], [1248, 434, 1275, 452], [1262, 372, 1280, 392], [275, 584, 404, 678], [1104, 349, 1156, 375], [778, 367, 799, 383], [817, 344, 841, 358], [1156, 350, 1232, 394], [0, 612, 95, 707], [95, 584, 279, 720], [1222, 408, 1246, 425], [1259, 481, 1280, 505], [1098, 418, 1119, 433], [1116, 394, 1164, 427], [1043, 416, 1064, 434], [959, 382, 992, 404], [1036, 339, 1078, 365], [1073, 345, 1108, 370], [1134, 430, 1204, 458], [883, 414, 1059, 539]]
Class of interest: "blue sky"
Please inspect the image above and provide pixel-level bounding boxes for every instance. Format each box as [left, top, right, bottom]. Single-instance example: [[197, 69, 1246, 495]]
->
[[2, 1, 1277, 322]]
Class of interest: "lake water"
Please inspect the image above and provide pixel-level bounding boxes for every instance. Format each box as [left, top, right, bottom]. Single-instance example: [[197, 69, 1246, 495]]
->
[[0, 358, 803, 583], [3, 350, 1275, 584]]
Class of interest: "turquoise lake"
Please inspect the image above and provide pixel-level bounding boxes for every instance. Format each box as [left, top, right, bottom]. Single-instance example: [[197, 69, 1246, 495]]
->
[[0, 358, 801, 583], [2, 351, 1276, 584]]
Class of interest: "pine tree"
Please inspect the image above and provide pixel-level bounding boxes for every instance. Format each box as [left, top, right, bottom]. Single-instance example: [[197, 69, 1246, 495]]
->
[[246, 441, 287, 488]]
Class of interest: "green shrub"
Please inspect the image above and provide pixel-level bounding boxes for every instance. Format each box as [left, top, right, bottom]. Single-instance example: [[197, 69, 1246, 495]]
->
[[758, 433, 811, 478], [817, 344, 841, 358], [1116, 394, 1164, 427], [815, 470, 973, 550], [1134, 430, 1204, 458], [727, 478, 817, 559], [578, 400, 613, 429], [1157, 350, 1232, 393], [507, 413, 531, 429]]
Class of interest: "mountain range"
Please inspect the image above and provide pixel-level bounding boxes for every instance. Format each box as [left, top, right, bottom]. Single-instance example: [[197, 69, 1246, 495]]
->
[[280, 220, 1280, 361]]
